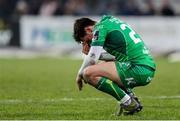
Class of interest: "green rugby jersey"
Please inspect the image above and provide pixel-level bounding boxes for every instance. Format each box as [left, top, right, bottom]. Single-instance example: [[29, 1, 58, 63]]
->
[[91, 15, 156, 69]]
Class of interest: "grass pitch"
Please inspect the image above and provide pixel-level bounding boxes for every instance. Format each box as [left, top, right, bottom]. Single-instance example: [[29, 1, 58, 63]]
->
[[0, 57, 180, 120]]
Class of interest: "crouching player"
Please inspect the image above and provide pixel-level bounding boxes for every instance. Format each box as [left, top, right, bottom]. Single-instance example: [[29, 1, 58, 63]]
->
[[73, 15, 156, 116]]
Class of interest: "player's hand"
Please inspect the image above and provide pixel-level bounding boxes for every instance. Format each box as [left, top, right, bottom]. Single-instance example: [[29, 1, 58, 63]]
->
[[76, 75, 83, 91], [82, 42, 90, 55]]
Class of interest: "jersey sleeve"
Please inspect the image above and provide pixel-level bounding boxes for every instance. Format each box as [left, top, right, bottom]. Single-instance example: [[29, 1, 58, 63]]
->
[[91, 24, 107, 47], [78, 46, 103, 76]]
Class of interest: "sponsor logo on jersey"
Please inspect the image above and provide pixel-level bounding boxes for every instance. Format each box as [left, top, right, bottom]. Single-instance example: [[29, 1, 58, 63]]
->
[[125, 78, 136, 85], [92, 31, 99, 41]]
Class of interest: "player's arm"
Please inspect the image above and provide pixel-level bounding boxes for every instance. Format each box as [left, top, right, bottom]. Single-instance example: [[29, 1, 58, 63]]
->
[[76, 22, 109, 90], [99, 51, 115, 61], [76, 46, 103, 90], [82, 44, 115, 61], [78, 46, 103, 76], [82, 39, 115, 61]]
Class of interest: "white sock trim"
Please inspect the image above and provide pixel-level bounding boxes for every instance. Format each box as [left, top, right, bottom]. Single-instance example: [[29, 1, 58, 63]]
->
[[121, 94, 130, 104]]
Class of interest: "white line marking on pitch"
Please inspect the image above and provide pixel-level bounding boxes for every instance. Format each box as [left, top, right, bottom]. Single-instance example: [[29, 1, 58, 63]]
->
[[0, 96, 180, 104]]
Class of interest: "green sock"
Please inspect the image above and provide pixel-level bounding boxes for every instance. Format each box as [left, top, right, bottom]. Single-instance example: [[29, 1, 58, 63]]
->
[[95, 77, 127, 101]]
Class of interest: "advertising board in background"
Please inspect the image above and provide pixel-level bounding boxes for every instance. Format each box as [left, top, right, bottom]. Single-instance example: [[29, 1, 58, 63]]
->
[[20, 16, 78, 52], [20, 16, 180, 55]]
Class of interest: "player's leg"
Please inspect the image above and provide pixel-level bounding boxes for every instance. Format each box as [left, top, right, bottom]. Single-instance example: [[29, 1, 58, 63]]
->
[[83, 62, 130, 102], [114, 62, 155, 115], [82, 61, 141, 115], [91, 63, 139, 105], [83, 61, 122, 86]]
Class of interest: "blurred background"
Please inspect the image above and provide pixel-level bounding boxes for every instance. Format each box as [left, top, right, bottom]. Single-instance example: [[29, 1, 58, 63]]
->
[[0, 0, 180, 60]]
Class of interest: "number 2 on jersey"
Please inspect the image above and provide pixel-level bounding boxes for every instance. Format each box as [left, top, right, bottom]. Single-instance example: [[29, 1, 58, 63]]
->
[[120, 24, 142, 44]]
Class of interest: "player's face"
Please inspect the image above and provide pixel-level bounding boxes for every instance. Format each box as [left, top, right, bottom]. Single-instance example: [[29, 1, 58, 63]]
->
[[81, 34, 92, 46], [81, 26, 93, 46]]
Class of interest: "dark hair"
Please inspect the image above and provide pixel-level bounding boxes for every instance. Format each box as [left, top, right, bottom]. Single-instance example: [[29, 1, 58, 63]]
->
[[73, 18, 96, 43]]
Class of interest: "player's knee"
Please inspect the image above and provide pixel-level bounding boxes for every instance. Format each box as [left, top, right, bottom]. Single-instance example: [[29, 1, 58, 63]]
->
[[83, 67, 100, 86], [83, 67, 93, 81]]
